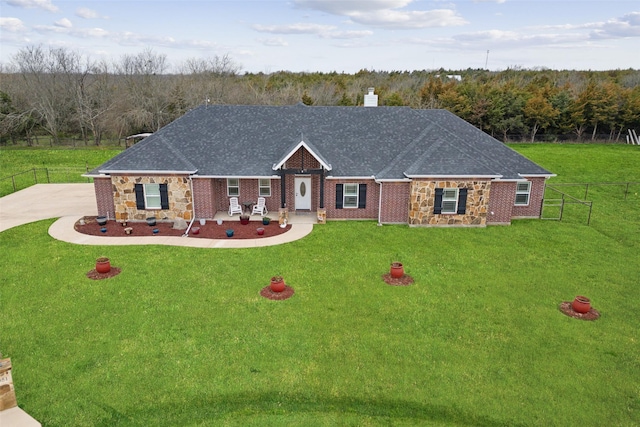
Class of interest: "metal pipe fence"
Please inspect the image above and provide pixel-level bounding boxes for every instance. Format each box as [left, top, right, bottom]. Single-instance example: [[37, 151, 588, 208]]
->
[[542, 181, 639, 225], [0, 167, 92, 197]]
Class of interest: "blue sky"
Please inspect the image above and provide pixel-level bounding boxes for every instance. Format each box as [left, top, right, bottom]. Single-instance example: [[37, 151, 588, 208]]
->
[[1, 0, 638, 72]]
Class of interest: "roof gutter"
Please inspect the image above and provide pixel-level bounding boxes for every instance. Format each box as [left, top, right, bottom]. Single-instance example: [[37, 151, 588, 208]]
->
[[374, 178, 412, 182], [518, 173, 557, 178], [193, 175, 281, 179], [404, 174, 502, 179], [97, 170, 198, 175], [325, 176, 379, 180]]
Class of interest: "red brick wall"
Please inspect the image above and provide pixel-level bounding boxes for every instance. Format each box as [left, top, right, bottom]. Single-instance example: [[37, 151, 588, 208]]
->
[[512, 177, 546, 218], [192, 178, 215, 219], [487, 178, 546, 224], [212, 178, 281, 216], [380, 182, 410, 223], [93, 177, 115, 219], [487, 181, 515, 224], [325, 178, 379, 220], [285, 148, 321, 170]]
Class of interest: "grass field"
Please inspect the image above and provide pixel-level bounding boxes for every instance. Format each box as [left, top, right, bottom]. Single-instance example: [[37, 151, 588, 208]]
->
[[0, 147, 123, 196], [1, 144, 639, 426]]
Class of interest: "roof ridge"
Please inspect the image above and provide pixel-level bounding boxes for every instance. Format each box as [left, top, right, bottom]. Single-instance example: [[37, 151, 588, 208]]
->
[[375, 118, 438, 178], [158, 135, 198, 172]]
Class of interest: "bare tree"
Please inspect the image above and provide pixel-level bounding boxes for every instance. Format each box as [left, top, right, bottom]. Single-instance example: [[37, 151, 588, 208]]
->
[[116, 48, 171, 133]]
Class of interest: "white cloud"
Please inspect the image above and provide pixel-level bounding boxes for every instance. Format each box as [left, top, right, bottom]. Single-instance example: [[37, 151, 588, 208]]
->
[[294, 0, 466, 29], [592, 12, 640, 39], [531, 12, 640, 40], [349, 9, 467, 28], [473, 0, 506, 3], [252, 23, 336, 35], [295, 0, 413, 15], [322, 30, 373, 39], [5, 0, 58, 12], [252, 22, 373, 40], [439, 29, 590, 50], [258, 37, 288, 47], [0, 17, 27, 32], [76, 7, 99, 19], [54, 18, 72, 29], [33, 23, 109, 39]]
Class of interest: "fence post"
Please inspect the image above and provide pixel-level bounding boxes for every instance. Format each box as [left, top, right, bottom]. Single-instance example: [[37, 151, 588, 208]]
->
[[46, 168, 50, 183], [33, 168, 38, 184], [12, 175, 16, 192], [584, 183, 589, 199], [560, 194, 565, 221], [625, 182, 629, 200], [587, 202, 592, 226]]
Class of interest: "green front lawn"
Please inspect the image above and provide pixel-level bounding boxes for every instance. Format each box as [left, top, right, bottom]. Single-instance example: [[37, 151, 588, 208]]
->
[[1, 144, 639, 426]]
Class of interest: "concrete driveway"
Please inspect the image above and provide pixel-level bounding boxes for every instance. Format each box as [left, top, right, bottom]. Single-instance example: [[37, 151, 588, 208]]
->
[[0, 183, 97, 232]]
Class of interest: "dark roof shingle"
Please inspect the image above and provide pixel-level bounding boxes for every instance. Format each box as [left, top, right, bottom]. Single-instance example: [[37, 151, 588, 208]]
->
[[94, 104, 551, 180]]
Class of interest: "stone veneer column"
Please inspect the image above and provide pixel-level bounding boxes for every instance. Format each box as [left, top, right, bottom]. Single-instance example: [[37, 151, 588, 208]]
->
[[278, 207, 289, 225], [316, 208, 326, 224]]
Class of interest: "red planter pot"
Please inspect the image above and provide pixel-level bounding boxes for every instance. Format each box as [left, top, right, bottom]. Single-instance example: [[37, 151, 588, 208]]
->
[[270, 276, 285, 292], [96, 257, 111, 274], [390, 262, 404, 279], [240, 217, 250, 225], [257, 227, 265, 235], [572, 296, 591, 313]]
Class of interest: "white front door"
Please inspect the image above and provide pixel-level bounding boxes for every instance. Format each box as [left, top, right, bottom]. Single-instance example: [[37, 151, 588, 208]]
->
[[295, 177, 312, 210]]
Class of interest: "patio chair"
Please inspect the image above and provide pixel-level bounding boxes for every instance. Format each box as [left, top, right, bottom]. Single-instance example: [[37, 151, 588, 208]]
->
[[252, 197, 268, 217], [228, 197, 242, 216]]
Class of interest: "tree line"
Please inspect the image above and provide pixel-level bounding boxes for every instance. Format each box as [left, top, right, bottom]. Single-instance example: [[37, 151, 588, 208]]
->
[[1, 46, 639, 146]]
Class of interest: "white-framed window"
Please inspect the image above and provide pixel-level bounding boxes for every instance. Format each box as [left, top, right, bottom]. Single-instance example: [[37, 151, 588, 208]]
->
[[144, 183, 161, 209], [515, 181, 531, 206], [259, 179, 271, 197], [441, 188, 458, 214], [227, 178, 239, 196], [343, 183, 359, 208]]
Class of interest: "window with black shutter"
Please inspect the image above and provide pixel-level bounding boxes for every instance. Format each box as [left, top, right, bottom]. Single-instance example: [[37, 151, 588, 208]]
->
[[434, 187, 468, 214], [358, 184, 367, 209], [159, 183, 169, 209], [457, 188, 468, 214], [336, 183, 367, 209], [135, 184, 145, 210], [433, 188, 443, 214], [134, 183, 168, 210]]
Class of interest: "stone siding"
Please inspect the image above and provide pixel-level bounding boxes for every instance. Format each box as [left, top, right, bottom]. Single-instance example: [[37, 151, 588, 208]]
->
[[112, 175, 192, 221], [409, 180, 490, 226]]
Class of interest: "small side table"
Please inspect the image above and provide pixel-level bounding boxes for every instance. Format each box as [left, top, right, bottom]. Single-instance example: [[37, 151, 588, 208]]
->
[[242, 201, 254, 214]]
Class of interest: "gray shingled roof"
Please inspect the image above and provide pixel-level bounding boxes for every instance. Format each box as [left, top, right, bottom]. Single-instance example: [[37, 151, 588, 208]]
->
[[93, 104, 551, 180]]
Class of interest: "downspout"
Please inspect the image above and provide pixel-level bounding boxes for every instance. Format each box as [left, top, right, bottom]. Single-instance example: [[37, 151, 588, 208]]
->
[[376, 176, 383, 226], [183, 176, 196, 237]]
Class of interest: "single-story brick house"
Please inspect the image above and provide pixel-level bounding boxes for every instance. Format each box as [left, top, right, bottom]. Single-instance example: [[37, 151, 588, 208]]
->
[[87, 97, 553, 227]]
